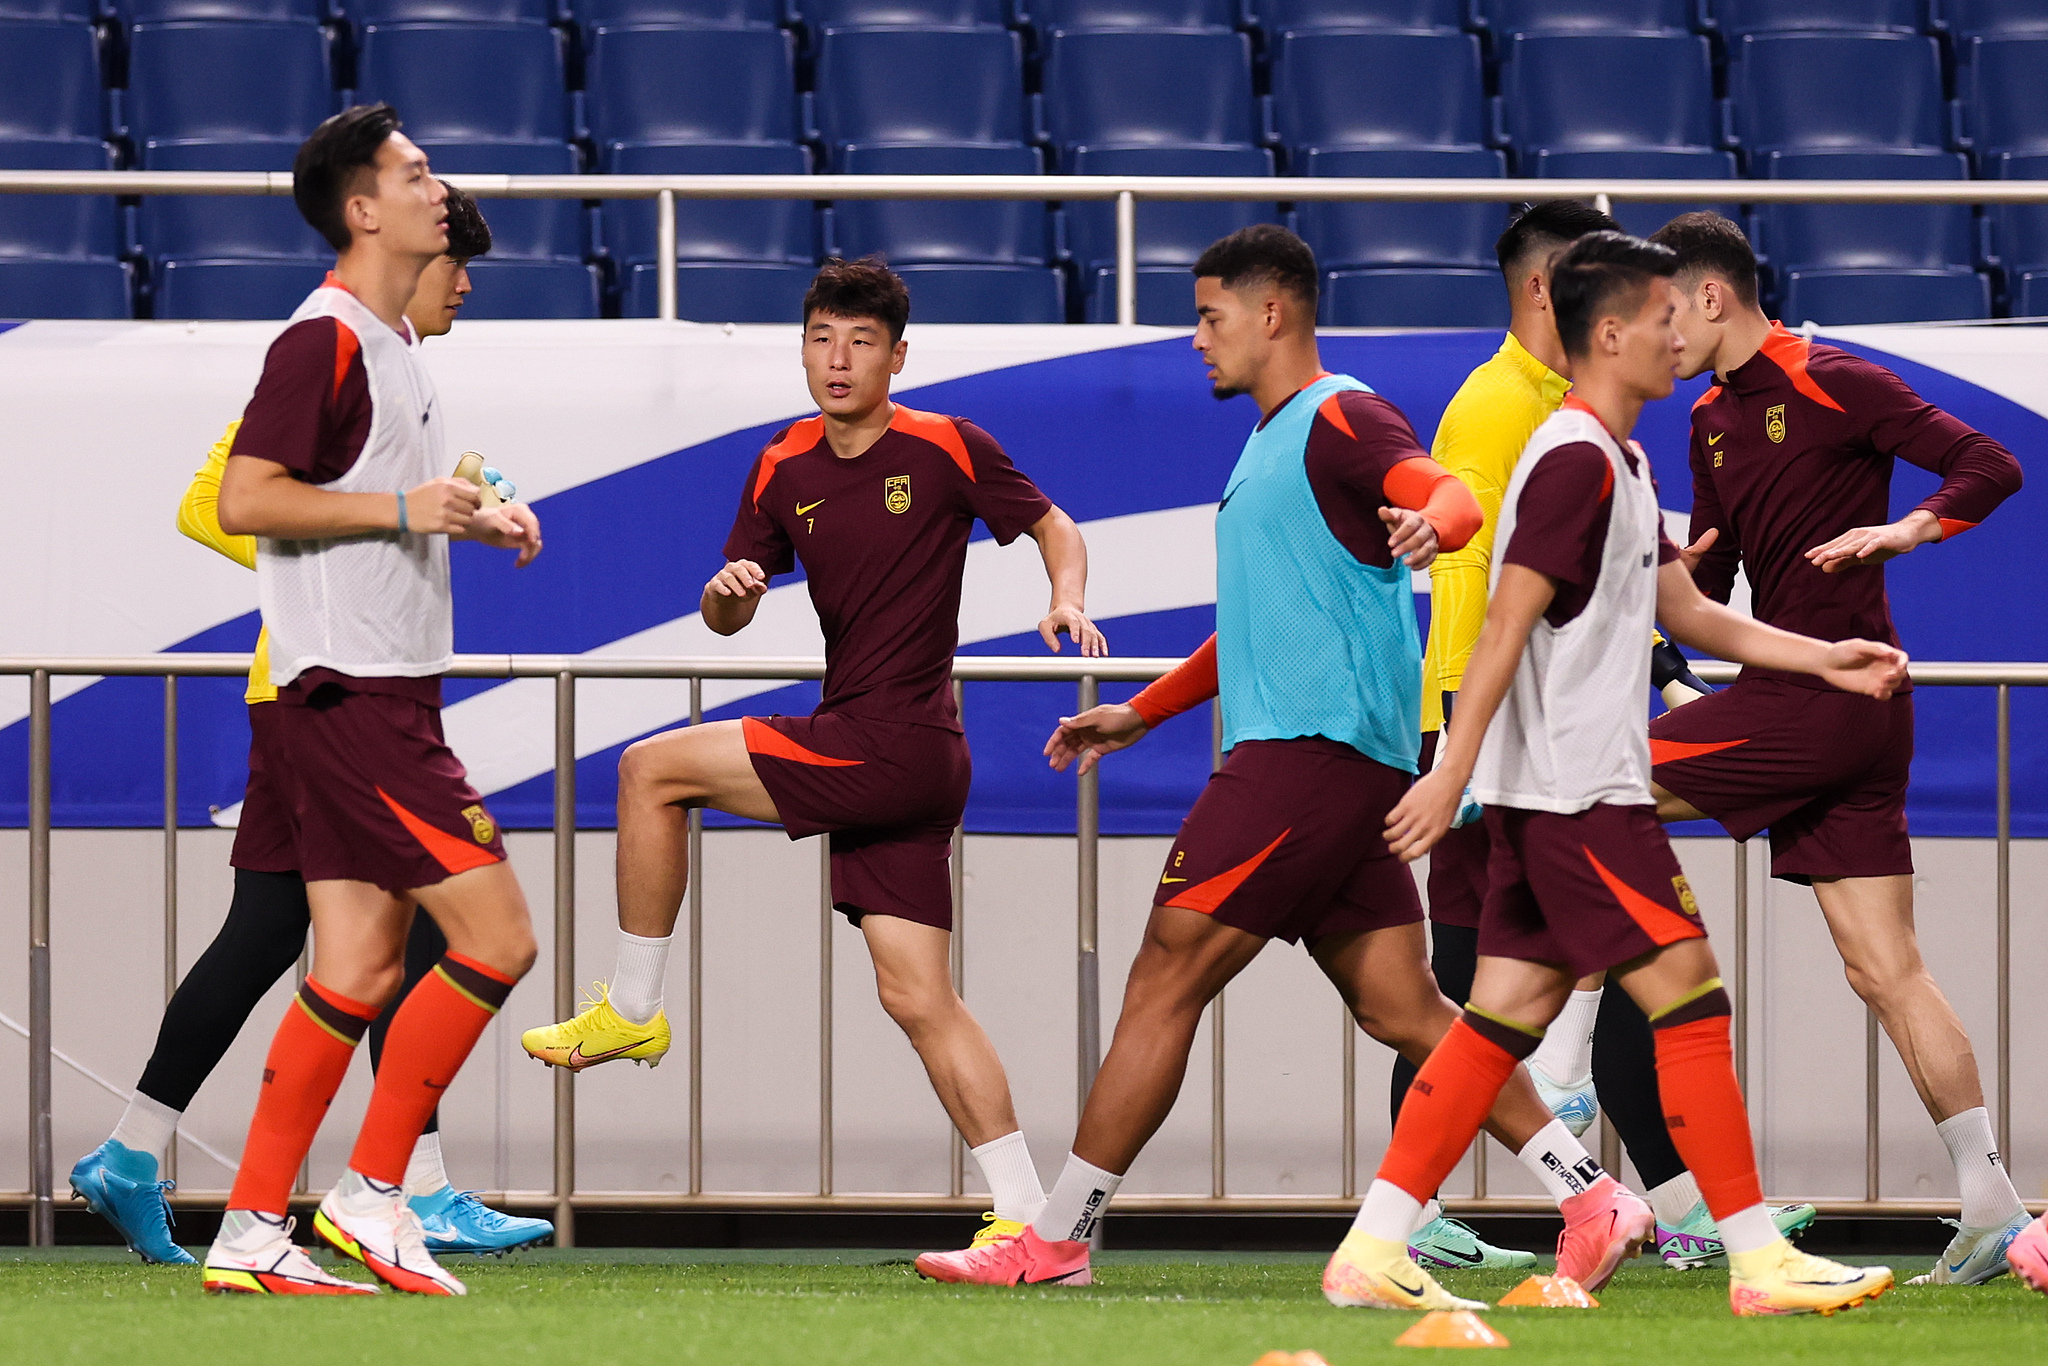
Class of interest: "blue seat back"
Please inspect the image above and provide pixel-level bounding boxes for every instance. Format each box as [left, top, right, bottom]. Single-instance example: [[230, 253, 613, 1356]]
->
[[1478, 0, 1695, 33], [152, 256, 330, 318], [1965, 38, 2048, 163], [587, 25, 799, 154], [576, 0, 781, 29], [1271, 31, 1485, 157], [832, 143, 1046, 264], [1778, 268, 1988, 325], [815, 27, 1026, 160], [0, 0, 94, 20], [458, 259, 601, 316], [1041, 29, 1256, 160], [351, 0, 554, 23], [1727, 33, 1947, 154], [1708, 0, 1922, 35], [127, 22, 332, 148], [602, 141, 814, 262], [419, 140, 584, 258], [629, 259, 815, 319], [1063, 143, 1273, 268], [1943, 0, 2048, 38], [0, 21, 103, 142], [1026, 0, 1237, 32], [1293, 147, 1505, 269], [1529, 146, 1737, 238], [1989, 152, 2048, 271], [119, 0, 326, 21], [802, 0, 1005, 27], [138, 139, 328, 260], [1753, 149, 1972, 271], [1253, 0, 1462, 33], [0, 258, 131, 317], [1500, 33, 1715, 160], [1320, 267, 1507, 326], [0, 139, 119, 259], [895, 263, 1065, 322], [356, 23, 566, 142]]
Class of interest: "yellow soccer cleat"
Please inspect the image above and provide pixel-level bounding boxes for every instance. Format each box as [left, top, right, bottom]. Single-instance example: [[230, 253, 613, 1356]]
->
[[1322, 1231, 1487, 1312], [970, 1212, 1026, 1250], [520, 983, 671, 1071], [1728, 1240, 1893, 1317]]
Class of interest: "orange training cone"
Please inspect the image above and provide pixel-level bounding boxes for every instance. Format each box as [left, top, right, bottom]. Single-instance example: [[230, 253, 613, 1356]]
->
[[1251, 1354, 1334, 1366], [1394, 1310, 1511, 1348], [1497, 1273, 1599, 1308]]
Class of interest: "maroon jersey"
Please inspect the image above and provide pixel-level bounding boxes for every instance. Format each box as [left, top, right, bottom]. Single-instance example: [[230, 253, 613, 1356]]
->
[[230, 312, 377, 483], [1504, 433, 1680, 629], [1687, 325, 2022, 687], [724, 404, 1053, 731], [1293, 388, 1480, 565]]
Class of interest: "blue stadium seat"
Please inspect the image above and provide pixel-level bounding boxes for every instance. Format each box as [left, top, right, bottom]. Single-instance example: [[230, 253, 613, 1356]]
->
[[1250, 0, 1463, 34], [586, 26, 799, 158], [136, 140, 327, 262], [1082, 265, 1203, 323], [0, 139, 120, 261], [0, 258, 132, 317], [125, 22, 333, 151], [1039, 29, 1257, 166], [800, 0, 1005, 29], [623, 259, 817, 319], [1023, 0, 1238, 35], [1753, 149, 1973, 274], [814, 27, 1027, 165], [1269, 31, 1486, 160], [0, 0, 94, 20], [1062, 144, 1275, 272], [1963, 37, 2048, 169], [831, 144, 1048, 264], [152, 257, 330, 318], [0, 21, 104, 143], [600, 140, 814, 265], [895, 264, 1065, 322], [2012, 271, 2048, 316], [1475, 0, 1697, 34], [456, 259, 601, 316], [1776, 268, 1989, 325], [419, 140, 584, 259], [576, 0, 781, 33], [1725, 33, 1950, 157], [1987, 154, 2048, 304], [355, 24, 568, 143], [116, 0, 324, 21], [1496, 33, 1716, 169], [1320, 268, 1507, 326], [1532, 147, 1738, 238], [1707, 0, 1922, 35], [1292, 147, 1505, 269], [1941, 0, 2048, 39], [349, 0, 554, 24]]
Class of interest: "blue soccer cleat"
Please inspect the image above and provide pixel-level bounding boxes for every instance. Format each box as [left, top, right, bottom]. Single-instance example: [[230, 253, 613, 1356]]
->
[[70, 1140, 196, 1265], [408, 1186, 554, 1256]]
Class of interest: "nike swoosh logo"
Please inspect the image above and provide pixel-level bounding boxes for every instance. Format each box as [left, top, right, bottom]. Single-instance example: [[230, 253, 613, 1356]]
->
[[1429, 1245, 1486, 1267], [1160, 876, 1187, 884], [566, 1041, 642, 1066], [1388, 1276, 1426, 1297], [796, 499, 825, 515], [1707, 433, 1723, 446]]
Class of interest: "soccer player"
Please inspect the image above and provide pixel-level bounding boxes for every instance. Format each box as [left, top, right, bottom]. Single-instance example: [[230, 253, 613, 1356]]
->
[[69, 185, 551, 1266], [520, 257, 1104, 1247], [915, 227, 1651, 1294], [197, 104, 544, 1296], [1409, 200, 1811, 1271], [1646, 212, 2029, 1284], [1341, 231, 1902, 1317]]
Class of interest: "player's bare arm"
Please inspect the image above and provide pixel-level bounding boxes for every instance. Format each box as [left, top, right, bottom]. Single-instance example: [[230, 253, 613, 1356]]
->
[[1022, 505, 1106, 656], [1044, 703, 1147, 773], [1653, 557, 1907, 697], [1803, 507, 1943, 574], [700, 558, 771, 634], [219, 454, 480, 538]]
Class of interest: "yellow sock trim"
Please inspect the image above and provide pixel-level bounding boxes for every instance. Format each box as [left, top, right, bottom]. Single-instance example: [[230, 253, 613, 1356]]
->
[[1464, 1002, 1546, 1039], [1649, 977, 1726, 1023]]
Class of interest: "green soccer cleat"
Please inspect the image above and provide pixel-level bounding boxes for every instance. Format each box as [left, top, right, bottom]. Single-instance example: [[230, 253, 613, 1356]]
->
[[1409, 1214, 1539, 1271]]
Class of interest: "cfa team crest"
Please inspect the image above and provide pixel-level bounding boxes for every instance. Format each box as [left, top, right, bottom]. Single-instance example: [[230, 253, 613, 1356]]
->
[[1673, 874, 1702, 918], [462, 803, 497, 844], [885, 474, 912, 514], [1766, 404, 1787, 444]]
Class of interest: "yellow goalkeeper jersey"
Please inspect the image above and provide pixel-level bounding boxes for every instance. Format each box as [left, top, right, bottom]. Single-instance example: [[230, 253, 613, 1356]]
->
[[177, 419, 275, 705], [1420, 332, 1569, 734]]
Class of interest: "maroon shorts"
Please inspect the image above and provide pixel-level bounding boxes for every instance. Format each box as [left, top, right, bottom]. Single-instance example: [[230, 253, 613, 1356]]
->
[[1152, 737, 1422, 947], [744, 712, 971, 932], [1649, 677, 1913, 884], [1478, 803, 1708, 979], [271, 677, 505, 894], [229, 702, 297, 875], [1413, 731, 1487, 929]]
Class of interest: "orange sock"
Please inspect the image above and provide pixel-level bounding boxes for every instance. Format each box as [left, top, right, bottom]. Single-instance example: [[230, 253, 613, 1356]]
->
[[226, 978, 376, 1216], [1376, 1013, 1534, 1202], [1651, 986, 1763, 1220], [348, 953, 515, 1185]]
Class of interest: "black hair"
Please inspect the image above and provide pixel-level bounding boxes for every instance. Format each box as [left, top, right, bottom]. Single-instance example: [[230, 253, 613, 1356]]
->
[[1550, 230, 1680, 360], [442, 181, 492, 261], [804, 256, 911, 342], [1648, 210, 1761, 308], [1495, 199, 1621, 277], [1191, 224, 1319, 312], [293, 103, 404, 253]]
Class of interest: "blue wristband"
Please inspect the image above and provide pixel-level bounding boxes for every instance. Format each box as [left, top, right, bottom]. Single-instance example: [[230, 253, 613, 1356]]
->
[[396, 490, 408, 534]]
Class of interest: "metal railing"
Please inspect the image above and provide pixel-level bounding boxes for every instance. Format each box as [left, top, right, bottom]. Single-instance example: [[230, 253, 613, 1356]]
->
[[4, 653, 2040, 1245], [6, 171, 2048, 326]]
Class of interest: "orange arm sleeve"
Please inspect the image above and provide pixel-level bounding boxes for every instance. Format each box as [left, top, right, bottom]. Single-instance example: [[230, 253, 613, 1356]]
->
[[1130, 634, 1218, 728], [1384, 455, 1483, 554]]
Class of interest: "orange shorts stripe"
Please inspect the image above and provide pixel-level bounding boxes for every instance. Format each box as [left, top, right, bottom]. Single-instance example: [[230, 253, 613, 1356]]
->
[[1649, 736, 1748, 767], [743, 716, 864, 767], [1582, 846, 1700, 948], [1164, 828, 1291, 916], [376, 788, 502, 877]]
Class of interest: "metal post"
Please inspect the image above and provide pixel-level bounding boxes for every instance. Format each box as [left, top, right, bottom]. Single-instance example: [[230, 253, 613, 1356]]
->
[[1733, 840, 1749, 1097], [1593, 191, 1613, 217], [1208, 701, 1224, 1198], [1114, 190, 1137, 327], [819, 836, 834, 1198], [1077, 676, 1102, 1114], [162, 674, 179, 1184], [1865, 1007, 1881, 1202], [688, 677, 704, 1197], [949, 678, 967, 1199], [1340, 1005, 1357, 1200], [656, 188, 677, 322], [1996, 684, 2011, 1159], [552, 671, 577, 1247], [28, 669, 52, 1247]]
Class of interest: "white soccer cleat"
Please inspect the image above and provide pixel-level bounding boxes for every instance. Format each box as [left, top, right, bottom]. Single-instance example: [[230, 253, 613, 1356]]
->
[[1907, 1213, 2030, 1286], [313, 1171, 467, 1296], [203, 1210, 377, 1296], [1531, 1068, 1599, 1138]]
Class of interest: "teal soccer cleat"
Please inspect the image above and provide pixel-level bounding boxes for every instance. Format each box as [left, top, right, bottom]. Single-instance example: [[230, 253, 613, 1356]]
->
[[409, 1186, 554, 1256], [70, 1140, 196, 1265], [1656, 1198, 1818, 1269], [1408, 1214, 1539, 1271]]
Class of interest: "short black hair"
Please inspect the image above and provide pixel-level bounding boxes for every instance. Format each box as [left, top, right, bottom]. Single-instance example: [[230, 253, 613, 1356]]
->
[[1495, 199, 1621, 277], [442, 181, 492, 261], [804, 256, 910, 342], [1550, 230, 1679, 360], [294, 103, 404, 252], [1648, 210, 1760, 308], [1192, 224, 1319, 312]]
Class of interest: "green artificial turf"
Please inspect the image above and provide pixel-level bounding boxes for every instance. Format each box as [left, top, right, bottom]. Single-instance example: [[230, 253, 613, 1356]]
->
[[1, 1246, 2040, 1366]]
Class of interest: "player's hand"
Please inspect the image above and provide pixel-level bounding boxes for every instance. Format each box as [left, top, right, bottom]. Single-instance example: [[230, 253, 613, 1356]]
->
[[707, 559, 770, 600], [1380, 506, 1439, 569], [466, 503, 543, 567], [1384, 766, 1464, 863], [407, 477, 483, 534], [1040, 604, 1107, 657], [1677, 526, 1720, 576], [1804, 512, 1940, 574], [1818, 639, 1910, 699], [1045, 702, 1149, 774]]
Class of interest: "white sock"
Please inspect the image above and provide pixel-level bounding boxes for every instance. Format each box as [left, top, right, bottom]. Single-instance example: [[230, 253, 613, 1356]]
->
[[1412, 1196, 1443, 1237], [1349, 1179, 1424, 1243], [609, 930, 671, 1025], [333, 1167, 404, 1216], [1936, 1106, 2025, 1228], [1648, 1170, 1704, 1228], [1516, 1118, 1607, 1206], [109, 1092, 181, 1167], [404, 1130, 451, 1198], [215, 1208, 290, 1251], [1528, 988, 1601, 1084], [1031, 1154, 1122, 1244], [969, 1131, 1047, 1224], [1716, 1202, 1780, 1257]]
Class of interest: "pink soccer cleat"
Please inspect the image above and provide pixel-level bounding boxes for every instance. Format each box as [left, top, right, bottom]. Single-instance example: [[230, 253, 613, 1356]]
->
[[1555, 1177, 1655, 1292], [2008, 1215, 2048, 1294], [914, 1225, 1092, 1286]]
